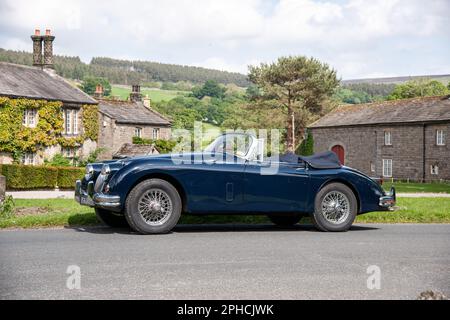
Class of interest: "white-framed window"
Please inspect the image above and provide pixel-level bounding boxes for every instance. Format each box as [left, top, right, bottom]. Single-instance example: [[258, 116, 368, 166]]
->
[[431, 165, 439, 175], [370, 162, 375, 172], [382, 159, 392, 177], [152, 128, 160, 140], [21, 152, 36, 165], [64, 109, 72, 134], [134, 127, 142, 138], [436, 130, 444, 146], [73, 110, 79, 134], [63, 109, 79, 135], [62, 147, 77, 158], [384, 131, 392, 146], [22, 109, 37, 127]]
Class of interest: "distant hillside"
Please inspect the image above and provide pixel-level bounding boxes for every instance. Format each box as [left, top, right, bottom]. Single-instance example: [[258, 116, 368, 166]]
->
[[342, 74, 450, 85], [0, 48, 250, 87]]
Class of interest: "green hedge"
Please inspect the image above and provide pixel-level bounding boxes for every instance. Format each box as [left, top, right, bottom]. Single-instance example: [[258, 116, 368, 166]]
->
[[0, 164, 84, 190], [57, 167, 85, 188]]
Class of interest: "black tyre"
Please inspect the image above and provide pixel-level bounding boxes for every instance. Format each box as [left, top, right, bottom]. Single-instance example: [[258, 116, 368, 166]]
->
[[310, 183, 357, 232], [124, 178, 182, 234], [95, 208, 129, 228], [268, 214, 302, 227]]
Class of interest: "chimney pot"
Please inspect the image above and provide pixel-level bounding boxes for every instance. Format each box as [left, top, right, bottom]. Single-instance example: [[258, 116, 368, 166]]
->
[[46, 29, 51, 36], [35, 29, 41, 36], [94, 84, 104, 99]]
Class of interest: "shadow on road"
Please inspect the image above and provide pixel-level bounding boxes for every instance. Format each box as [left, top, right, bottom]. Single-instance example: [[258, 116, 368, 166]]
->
[[65, 223, 379, 235]]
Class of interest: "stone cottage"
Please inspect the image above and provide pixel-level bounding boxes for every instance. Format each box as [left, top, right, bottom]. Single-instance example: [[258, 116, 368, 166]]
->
[[0, 29, 98, 165], [309, 96, 450, 181], [97, 85, 171, 159]]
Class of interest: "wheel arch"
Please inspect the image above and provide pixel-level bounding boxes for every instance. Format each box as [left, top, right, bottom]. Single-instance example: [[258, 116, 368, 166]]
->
[[126, 172, 188, 213], [318, 178, 361, 214]]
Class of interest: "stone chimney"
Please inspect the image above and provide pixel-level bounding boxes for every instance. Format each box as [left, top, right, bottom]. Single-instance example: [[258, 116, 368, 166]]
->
[[94, 84, 104, 99], [143, 94, 151, 108], [130, 84, 142, 102], [31, 29, 43, 67], [42, 29, 55, 69]]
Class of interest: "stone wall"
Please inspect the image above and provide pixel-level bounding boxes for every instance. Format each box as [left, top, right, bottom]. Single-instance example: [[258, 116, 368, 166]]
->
[[425, 124, 450, 181], [0, 152, 13, 165], [310, 122, 450, 181], [311, 126, 376, 176]]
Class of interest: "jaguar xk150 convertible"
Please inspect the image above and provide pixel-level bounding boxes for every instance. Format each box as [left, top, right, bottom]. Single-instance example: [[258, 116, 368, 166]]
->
[[75, 133, 396, 234]]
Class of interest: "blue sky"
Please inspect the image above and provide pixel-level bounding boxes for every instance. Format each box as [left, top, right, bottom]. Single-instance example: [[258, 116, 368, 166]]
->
[[0, 0, 449, 79]]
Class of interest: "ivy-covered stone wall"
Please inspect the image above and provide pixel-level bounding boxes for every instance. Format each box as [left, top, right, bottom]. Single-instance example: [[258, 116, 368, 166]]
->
[[0, 97, 98, 162]]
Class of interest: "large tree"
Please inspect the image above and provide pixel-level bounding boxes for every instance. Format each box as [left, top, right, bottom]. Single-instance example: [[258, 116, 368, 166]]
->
[[191, 80, 227, 99], [248, 56, 339, 152]]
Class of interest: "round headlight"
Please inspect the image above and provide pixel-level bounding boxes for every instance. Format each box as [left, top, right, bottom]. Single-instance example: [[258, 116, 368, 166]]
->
[[101, 164, 111, 175], [85, 164, 94, 175]]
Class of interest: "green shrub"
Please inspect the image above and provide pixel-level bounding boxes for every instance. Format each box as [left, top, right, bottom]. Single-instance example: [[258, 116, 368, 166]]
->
[[0, 195, 15, 219], [57, 167, 85, 188], [297, 129, 314, 156], [1, 164, 58, 189], [132, 136, 151, 145], [132, 137, 177, 154], [0, 164, 83, 189], [45, 154, 72, 167], [77, 147, 106, 167]]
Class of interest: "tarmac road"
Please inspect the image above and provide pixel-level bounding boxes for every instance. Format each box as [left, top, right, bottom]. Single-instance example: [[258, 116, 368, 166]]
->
[[0, 224, 449, 299]]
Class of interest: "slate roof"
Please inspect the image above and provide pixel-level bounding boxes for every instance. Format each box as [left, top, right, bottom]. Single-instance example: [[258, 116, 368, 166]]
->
[[98, 99, 171, 125], [309, 95, 450, 128], [0, 62, 97, 104], [113, 143, 159, 159]]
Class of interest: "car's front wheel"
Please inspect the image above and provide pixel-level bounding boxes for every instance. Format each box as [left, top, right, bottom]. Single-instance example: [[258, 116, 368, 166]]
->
[[268, 214, 302, 227], [95, 208, 129, 228], [311, 183, 357, 232], [124, 179, 182, 234]]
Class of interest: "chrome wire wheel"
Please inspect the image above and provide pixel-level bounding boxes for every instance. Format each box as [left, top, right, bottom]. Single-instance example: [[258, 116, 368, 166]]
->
[[138, 188, 173, 226], [321, 191, 350, 224]]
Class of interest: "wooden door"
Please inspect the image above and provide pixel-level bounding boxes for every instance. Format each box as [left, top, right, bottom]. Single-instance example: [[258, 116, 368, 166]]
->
[[331, 145, 345, 165]]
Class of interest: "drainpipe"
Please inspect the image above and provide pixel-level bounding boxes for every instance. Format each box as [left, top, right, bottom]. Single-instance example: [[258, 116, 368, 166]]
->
[[422, 124, 426, 182]]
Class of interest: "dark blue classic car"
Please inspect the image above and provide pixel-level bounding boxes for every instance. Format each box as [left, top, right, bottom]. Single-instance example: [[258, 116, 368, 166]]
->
[[75, 133, 395, 234]]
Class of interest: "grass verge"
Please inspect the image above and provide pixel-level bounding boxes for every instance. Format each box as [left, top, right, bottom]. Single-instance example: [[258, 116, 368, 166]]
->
[[1, 197, 449, 229], [383, 181, 450, 194]]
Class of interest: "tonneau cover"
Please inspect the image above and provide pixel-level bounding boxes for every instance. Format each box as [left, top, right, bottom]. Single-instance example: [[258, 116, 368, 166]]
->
[[279, 151, 342, 169]]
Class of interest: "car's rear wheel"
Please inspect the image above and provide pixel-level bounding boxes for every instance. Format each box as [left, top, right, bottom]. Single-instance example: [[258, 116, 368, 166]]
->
[[125, 178, 182, 234], [311, 182, 357, 232], [268, 214, 302, 227], [95, 208, 129, 228]]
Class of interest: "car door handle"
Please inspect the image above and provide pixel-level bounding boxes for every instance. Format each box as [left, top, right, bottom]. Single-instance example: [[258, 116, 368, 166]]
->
[[226, 182, 234, 202]]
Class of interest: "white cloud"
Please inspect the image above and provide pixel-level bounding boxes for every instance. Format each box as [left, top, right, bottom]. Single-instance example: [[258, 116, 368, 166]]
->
[[0, 0, 449, 79]]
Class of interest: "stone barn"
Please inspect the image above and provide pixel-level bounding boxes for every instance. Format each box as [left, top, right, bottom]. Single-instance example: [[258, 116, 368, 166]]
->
[[309, 96, 450, 181]]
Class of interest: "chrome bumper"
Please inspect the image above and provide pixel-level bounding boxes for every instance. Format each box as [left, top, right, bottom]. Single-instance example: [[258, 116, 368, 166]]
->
[[379, 186, 396, 210], [75, 180, 121, 209]]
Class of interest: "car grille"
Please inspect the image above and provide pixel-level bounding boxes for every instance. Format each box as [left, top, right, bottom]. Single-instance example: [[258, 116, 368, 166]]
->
[[94, 174, 107, 193]]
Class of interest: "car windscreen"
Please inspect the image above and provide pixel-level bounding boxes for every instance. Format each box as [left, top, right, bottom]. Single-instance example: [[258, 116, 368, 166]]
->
[[204, 134, 253, 159]]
